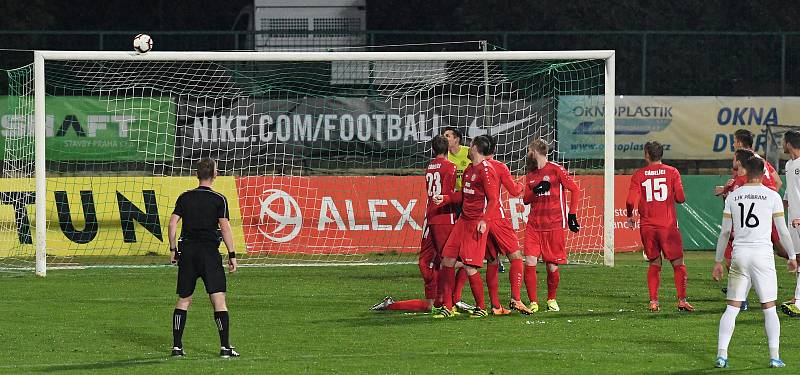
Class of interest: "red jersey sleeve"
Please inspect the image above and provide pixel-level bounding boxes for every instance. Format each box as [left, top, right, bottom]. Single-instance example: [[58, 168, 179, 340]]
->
[[440, 162, 460, 205], [556, 164, 581, 214], [523, 173, 535, 205], [764, 160, 780, 191], [497, 162, 523, 196], [626, 171, 642, 217], [672, 168, 685, 203], [442, 191, 462, 205], [481, 162, 500, 221]]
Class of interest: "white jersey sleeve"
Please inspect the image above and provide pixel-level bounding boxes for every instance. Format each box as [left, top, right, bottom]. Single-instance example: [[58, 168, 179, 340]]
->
[[785, 158, 800, 217], [723, 194, 732, 216], [772, 189, 785, 216]]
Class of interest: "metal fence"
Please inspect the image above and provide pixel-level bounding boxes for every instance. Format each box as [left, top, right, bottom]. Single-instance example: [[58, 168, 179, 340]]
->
[[1, 29, 798, 96]]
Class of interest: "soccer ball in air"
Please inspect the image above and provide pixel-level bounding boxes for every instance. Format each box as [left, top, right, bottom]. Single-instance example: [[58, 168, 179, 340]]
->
[[133, 34, 153, 53]]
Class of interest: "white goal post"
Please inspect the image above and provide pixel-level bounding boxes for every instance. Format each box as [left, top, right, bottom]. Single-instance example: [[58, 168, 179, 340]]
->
[[25, 50, 615, 276]]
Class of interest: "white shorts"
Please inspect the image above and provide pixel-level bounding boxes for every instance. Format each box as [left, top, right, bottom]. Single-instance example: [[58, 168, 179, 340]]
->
[[789, 209, 800, 257], [790, 225, 800, 259], [727, 251, 777, 303]]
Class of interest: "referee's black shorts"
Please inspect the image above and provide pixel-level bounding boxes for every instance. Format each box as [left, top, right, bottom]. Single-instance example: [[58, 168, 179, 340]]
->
[[176, 242, 226, 298]]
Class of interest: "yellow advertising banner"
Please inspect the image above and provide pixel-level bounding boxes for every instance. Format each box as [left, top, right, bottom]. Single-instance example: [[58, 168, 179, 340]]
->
[[558, 96, 800, 159], [0, 176, 244, 257]]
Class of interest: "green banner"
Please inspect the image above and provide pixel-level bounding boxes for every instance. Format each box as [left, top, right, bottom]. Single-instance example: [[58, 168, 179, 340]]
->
[[1, 96, 175, 161], [677, 175, 788, 250]]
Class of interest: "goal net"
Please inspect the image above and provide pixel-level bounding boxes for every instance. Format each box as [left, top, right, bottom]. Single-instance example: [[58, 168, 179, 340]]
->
[[2, 51, 615, 274]]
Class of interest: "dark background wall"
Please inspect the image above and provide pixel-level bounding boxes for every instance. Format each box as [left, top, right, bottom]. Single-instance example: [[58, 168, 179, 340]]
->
[[0, 0, 798, 96]]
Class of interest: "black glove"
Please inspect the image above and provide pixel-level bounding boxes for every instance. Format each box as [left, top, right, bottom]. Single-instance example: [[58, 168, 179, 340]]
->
[[532, 180, 551, 194], [568, 213, 580, 233]]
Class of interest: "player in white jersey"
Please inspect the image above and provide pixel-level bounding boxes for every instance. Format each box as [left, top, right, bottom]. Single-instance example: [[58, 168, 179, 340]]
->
[[712, 150, 797, 369], [782, 130, 800, 317]]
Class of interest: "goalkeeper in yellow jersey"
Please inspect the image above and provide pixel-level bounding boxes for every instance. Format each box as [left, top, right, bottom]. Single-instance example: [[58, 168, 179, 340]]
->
[[443, 127, 471, 191]]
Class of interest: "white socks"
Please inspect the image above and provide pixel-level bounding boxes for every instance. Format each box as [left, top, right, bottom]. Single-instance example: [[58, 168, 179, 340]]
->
[[763, 306, 780, 359], [795, 273, 800, 309], [718, 305, 740, 358]]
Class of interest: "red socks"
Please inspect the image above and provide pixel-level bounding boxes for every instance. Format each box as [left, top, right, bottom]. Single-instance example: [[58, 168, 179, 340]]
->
[[467, 272, 486, 310], [438, 266, 456, 309], [419, 261, 438, 300], [647, 264, 661, 302], [453, 268, 467, 302], [509, 259, 523, 302], [486, 263, 501, 309], [387, 299, 430, 312], [546, 266, 560, 300], [673, 264, 687, 300], [524, 264, 538, 302]]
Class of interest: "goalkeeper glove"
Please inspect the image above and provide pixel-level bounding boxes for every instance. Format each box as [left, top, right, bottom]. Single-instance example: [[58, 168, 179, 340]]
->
[[532, 180, 551, 194], [568, 213, 580, 233]]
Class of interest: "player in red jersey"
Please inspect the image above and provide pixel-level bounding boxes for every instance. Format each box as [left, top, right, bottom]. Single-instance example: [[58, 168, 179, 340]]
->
[[625, 141, 692, 312], [480, 135, 532, 315], [522, 139, 581, 312], [370, 136, 458, 312], [716, 130, 780, 196], [431, 136, 498, 318]]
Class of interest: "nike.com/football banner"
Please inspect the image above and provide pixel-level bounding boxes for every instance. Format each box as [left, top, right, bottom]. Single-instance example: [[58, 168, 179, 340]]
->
[[175, 96, 547, 171]]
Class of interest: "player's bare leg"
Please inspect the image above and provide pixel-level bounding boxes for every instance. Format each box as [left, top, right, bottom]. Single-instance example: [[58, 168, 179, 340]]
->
[[210, 292, 238, 357], [172, 296, 192, 356], [545, 262, 561, 311], [671, 257, 692, 312], [522, 255, 539, 313], [647, 256, 661, 311]]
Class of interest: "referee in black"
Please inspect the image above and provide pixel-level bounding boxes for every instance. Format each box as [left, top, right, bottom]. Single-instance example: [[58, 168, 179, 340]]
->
[[168, 157, 239, 358]]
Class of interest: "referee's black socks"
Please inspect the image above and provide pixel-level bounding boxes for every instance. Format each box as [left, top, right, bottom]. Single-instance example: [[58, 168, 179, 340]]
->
[[172, 309, 187, 348], [214, 311, 230, 348]]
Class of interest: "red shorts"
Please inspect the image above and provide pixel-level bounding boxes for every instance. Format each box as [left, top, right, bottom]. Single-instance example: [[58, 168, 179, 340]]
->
[[419, 224, 454, 267], [418, 224, 453, 299], [442, 219, 488, 268], [640, 226, 683, 261], [524, 228, 567, 264], [724, 224, 779, 260], [485, 219, 520, 261]]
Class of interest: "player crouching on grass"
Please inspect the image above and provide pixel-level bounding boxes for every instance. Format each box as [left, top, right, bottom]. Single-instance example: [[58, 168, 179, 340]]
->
[[712, 151, 797, 369], [168, 157, 239, 358], [781, 130, 800, 317], [522, 139, 580, 312], [371, 135, 461, 313], [625, 141, 692, 312], [432, 135, 498, 318]]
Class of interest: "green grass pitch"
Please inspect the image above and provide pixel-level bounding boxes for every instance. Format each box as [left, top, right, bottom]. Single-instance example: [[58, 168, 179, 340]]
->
[[2, 251, 799, 374]]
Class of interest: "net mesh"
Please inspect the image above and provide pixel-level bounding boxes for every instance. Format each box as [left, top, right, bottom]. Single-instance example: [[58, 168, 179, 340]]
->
[[1, 55, 608, 270]]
